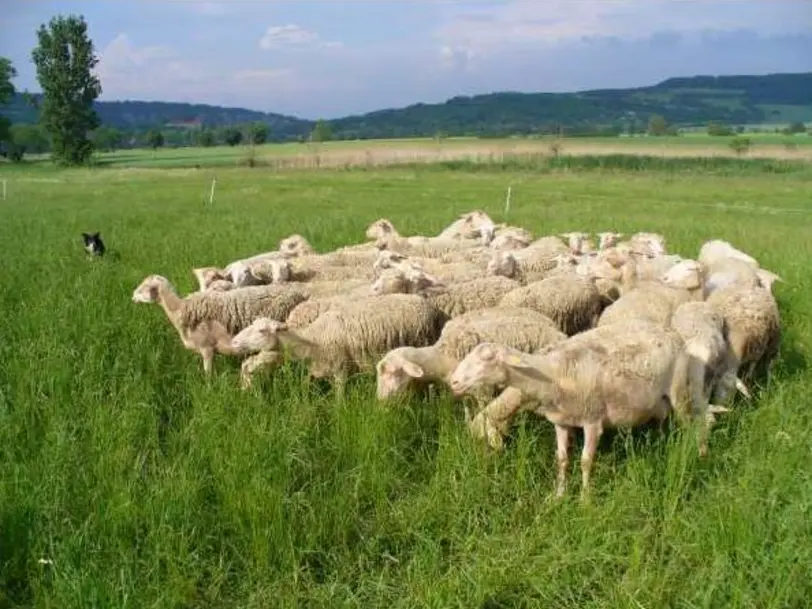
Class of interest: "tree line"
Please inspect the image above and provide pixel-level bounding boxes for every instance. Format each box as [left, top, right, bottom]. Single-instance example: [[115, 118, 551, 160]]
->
[[0, 13, 810, 165]]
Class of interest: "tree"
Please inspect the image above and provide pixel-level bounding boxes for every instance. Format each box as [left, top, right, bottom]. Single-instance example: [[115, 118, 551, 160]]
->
[[707, 121, 733, 136], [31, 14, 102, 165], [146, 129, 164, 150], [10, 123, 50, 154], [310, 119, 332, 143], [249, 122, 269, 145], [0, 57, 16, 145], [729, 136, 752, 156], [223, 127, 242, 146], [647, 114, 668, 136], [786, 121, 806, 135], [198, 129, 215, 147]]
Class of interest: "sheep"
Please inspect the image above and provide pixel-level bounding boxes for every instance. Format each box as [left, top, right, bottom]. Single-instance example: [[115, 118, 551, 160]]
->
[[698, 239, 759, 269], [436, 210, 495, 240], [597, 232, 623, 250], [230, 293, 447, 390], [193, 266, 230, 291], [278, 234, 315, 257], [448, 321, 712, 499], [132, 274, 244, 373], [375, 306, 567, 406], [372, 267, 521, 318], [375, 233, 484, 259], [670, 301, 751, 430], [624, 232, 667, 258], [598, 259, 706, 328], [499, 273, 604, 335], [706, 283, 781, 402], [488, 248, 575, 285], [373, 250, 486, 284], [487, 224, 534, 249], [134, 275, 310, 347], [228, 257, 293, 287]]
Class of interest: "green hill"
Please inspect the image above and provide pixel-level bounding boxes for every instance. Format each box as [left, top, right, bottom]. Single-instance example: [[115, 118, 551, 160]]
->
[[5, 71, 811, 141]]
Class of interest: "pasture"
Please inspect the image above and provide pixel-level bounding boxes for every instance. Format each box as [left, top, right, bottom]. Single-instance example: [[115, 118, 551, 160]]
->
[[1, 156, 811, 608]]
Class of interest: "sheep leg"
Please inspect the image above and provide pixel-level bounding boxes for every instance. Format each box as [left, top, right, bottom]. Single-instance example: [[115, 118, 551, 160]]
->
[[240, 351, 281, 390], [580, 422, 603, 501], [200, 347, 215, 375], [554, 424, 571, 498], [469, 388, 525, 451]]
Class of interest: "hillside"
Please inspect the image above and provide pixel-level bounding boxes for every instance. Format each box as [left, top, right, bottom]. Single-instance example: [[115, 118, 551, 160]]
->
[[4, 72, 810, 141]]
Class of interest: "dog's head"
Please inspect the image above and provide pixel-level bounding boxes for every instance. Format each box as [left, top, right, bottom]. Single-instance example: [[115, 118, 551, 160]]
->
[[81, 232, 105, 256]]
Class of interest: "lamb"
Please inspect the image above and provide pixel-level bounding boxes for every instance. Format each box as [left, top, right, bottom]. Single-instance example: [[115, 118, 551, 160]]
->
[[372, 267, 520, 318], [132, 274, 245, 373], [448, 321, 711, 499], [706, 283, 781, 402], [375, 306, 567, 405], [499, 273, 604, 335], [230, 293, 447, 389]]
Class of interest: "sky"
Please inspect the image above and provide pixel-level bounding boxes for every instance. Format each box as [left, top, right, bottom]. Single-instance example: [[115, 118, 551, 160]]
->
[[1, 0, 811, 119]]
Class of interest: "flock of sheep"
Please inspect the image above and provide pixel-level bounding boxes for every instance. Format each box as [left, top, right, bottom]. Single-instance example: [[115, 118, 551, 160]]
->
[[132, 210, 783, 498]]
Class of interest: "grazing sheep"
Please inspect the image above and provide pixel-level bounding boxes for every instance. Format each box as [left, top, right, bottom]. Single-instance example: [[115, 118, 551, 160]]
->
[[698, 239, 759, 269], [375, 306, 567, 404], [560, 232, 595, 255], [132, 275, 244, 373], [597, 232, 623, 250], [372, 268, 520, 318], [448, 321, 710, 499], [231, 293, 447, 389], [706, 283, 781, 402], [193, 266, 230, 291], [488, 248, 575, 285], [499, 273, 604, 335], [228, 257, 293, 287], [375, 233, 484, 259]]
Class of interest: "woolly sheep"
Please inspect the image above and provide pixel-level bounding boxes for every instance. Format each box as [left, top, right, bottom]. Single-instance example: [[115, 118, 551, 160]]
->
[[193, 266, 230, 291], [373, 250, 485, 284], [488, 248, 575, 285], [375, 306, 567, 403], [706, 283, 781, 402], [448, 321, 709, 498], [436, 210, 495, 240], [135, 277, 311, 339], [499, 273, 604, 335], [132, 274, 245, 373], [698, 239, 759, 269], [231, 293, 447, 389], [372, 267, 521, 318]]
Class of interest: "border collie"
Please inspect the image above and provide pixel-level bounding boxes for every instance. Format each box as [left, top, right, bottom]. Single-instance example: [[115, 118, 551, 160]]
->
[[81, 232, 106, 257]]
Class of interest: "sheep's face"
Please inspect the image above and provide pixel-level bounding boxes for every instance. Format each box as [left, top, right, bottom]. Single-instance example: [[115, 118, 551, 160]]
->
[[449, 343, 507, 396], [661, 259, 704, 291], [366, 219, 395, 241], [487, 251, 516, 278], [132, 275, 168, 303], [231, 318, 285, 352], [560, 232, 589, 255], [229, 262, 252, 287], [271, 260, 292, 283], [598, 232, 623, 250], [376, 352, 424, 400], [455, 210, 493, 238], [278, 234, 313, 257], [631, 233, 666, 258], [373, 250, 407, 274], [371, 271, 406, 295]]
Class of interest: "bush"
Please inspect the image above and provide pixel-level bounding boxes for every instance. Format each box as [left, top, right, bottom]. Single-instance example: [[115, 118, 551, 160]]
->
[[729, 137, 752, 156]]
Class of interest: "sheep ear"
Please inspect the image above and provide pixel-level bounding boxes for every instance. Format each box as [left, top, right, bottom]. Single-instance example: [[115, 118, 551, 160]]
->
[[277, 329, 316, 358], [500, 351, 556, 382], [401, 360, 424, 378]]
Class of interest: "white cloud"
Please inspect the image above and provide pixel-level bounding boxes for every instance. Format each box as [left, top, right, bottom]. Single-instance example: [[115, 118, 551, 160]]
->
[[259, 24, 343, 50]]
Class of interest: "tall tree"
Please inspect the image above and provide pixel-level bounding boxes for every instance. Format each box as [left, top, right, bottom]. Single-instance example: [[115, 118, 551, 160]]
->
[[0, 57, 16, 144], [31, 14, 102, 165]]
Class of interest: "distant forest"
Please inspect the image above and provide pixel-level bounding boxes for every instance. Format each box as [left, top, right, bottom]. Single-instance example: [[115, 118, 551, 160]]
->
[[4, 72, 811, 152]]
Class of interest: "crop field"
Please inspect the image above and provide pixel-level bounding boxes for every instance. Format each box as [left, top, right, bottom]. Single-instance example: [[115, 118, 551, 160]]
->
[[1, 157, 812, 607]]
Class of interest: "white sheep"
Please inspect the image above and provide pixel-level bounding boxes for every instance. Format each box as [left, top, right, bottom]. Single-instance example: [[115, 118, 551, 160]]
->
[[372, 267, 520, 318], [375, 306, 567, 405], [132, 275, 247, 373], [706, 283, 781, 402], [487, 248, 576, 285], [436, 210, 495, 240], [448, 320, 712, 499], [231, 293, 448, 390], [499, 273, 604, 335]]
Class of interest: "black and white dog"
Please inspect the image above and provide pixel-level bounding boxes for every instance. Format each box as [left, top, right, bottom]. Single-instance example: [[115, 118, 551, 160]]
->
[[81, 232, 106, 257]]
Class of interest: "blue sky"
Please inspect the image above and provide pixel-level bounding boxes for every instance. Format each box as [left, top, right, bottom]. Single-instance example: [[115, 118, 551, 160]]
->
[[2, 0, 811, 119]]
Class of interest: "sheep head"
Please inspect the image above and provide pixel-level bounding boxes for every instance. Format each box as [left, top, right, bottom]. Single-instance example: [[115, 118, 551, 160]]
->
[[560, 232, 590, 255], [489, 233, 527, 251], [376, 348, 425, 400], [756, 268, 783, 292], [487, 250, 518, 278], [597, 232, 623, 250], [372, 267, 444, 296], [373, 250, 408, 274], [231, 317, 287, 352], [132, 275, 172, 303], [660, 259, 706, 292], [449, 343, 514, 396], [278, 234, 314, 257], [629, 232, 666, 258], [192, 267, 228, 291], [366, 219, 398, 241]]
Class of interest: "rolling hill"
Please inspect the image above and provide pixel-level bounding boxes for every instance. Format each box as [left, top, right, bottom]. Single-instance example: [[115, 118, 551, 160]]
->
[[4, 71, 811, 142]]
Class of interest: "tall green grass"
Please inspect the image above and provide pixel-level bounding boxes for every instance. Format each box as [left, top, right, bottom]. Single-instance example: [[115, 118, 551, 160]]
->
[[1, 164, 811, 608]]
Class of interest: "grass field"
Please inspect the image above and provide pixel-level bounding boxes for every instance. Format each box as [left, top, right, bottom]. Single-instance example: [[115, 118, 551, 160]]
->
[[15, 132, 812, 171], [1, 157, 812, 607]]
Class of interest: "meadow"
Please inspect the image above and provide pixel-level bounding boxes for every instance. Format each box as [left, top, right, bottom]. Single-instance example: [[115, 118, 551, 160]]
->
[[1, 150, 812, 608]]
